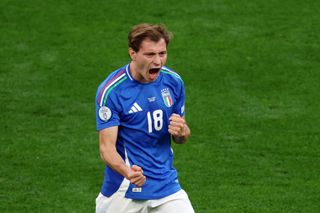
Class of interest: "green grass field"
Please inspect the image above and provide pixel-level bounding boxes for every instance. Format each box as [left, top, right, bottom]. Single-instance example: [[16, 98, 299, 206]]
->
[[1, 0, 319, 212]]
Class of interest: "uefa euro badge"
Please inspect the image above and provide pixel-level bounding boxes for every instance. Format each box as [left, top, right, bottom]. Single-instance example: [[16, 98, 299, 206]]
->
[[99, 106, 112, 121], [161, 88, 173, 107]]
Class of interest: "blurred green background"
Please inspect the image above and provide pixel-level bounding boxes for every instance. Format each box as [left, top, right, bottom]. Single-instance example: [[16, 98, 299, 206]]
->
[[1, 0, 319, 212]]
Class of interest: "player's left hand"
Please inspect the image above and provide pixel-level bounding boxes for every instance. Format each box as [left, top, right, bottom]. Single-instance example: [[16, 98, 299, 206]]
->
[[168, 113, 186, 137]]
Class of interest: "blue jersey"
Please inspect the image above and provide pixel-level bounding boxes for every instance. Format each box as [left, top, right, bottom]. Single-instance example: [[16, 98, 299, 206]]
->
[[95, 64, 186, 200]]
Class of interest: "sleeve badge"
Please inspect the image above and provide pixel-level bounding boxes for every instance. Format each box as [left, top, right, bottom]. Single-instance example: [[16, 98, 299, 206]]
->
[[99, 106, 112, 121]]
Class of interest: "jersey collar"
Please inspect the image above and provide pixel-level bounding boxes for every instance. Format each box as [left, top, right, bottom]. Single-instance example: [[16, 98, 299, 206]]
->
[[125, 63, 134, 81]]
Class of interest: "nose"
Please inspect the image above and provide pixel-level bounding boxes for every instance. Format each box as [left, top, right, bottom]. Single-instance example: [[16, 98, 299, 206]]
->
[[153, 54, 161, 66]]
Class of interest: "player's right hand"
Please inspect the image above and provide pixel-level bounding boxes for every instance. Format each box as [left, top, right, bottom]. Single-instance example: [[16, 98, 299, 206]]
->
[[127, 165, 146, 187]]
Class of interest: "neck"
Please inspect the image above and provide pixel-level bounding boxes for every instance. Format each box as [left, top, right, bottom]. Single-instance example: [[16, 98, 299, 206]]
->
[[129, 61, 140, 81]]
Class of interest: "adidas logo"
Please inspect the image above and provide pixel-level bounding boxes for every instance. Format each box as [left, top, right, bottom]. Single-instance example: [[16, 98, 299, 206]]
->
[[129, 102, 143, 114]]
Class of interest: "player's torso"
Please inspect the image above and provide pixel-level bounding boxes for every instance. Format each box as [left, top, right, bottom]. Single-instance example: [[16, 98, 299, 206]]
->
[[115, 73, 182, 199], [113, 71, 181, 178], [117, 77, 176, 138]]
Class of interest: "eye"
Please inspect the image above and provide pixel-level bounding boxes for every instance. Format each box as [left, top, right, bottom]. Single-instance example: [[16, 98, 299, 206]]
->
[[144, 53, 156, 58], [159, 52, 167, 57]]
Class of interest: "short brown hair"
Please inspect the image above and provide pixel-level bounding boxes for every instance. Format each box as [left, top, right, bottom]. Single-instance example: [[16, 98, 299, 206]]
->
[[128, 23, 172, 52]]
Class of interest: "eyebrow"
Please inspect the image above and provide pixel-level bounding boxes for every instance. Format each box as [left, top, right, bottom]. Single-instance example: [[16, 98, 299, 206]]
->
[[143, 51, 167, 55]]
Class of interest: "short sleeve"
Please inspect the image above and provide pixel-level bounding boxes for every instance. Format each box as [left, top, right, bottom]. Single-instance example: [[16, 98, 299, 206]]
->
[[173, 81, 185, 117], [95, 87, 120, 131]]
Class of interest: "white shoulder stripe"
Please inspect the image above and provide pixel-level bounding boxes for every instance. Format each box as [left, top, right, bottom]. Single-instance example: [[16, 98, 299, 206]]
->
[[99, 73, 126, 106], [161, 66, 181, 78]]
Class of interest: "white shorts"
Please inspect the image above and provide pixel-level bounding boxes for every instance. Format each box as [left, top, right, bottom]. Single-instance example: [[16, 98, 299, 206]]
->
[[95, 189, 195, 213]]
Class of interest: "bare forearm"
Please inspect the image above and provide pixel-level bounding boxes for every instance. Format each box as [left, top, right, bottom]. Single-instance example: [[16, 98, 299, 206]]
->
[[100, 145, 130, 178], [99, 127, 146, 186]]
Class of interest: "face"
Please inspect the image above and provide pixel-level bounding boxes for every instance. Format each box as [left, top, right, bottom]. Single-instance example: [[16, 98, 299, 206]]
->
[[129, 38, 167, 83]]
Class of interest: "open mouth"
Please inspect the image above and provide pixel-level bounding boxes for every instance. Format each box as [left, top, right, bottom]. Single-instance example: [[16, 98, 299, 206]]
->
[[149, 68, 161, 74]]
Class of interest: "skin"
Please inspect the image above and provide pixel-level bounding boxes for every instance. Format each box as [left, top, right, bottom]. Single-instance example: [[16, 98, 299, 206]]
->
[[169, 113, 191, 144], [99, 38, 191, 187], [129, 38, 167, 83], [99, 127, 146, 187]]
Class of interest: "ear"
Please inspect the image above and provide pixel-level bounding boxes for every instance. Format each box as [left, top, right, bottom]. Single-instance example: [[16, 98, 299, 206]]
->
[[128, 48, 136, 61]]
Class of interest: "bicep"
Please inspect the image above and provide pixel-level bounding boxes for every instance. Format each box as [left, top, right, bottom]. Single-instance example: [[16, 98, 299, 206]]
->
[[99, 126, 118, 152]]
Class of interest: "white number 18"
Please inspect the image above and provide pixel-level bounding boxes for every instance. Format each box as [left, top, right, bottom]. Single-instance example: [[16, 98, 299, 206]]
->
[[147, 110, 163, 133]]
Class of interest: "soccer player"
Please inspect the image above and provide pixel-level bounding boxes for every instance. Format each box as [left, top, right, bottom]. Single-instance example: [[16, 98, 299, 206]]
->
[[95, 23, 195, 213]]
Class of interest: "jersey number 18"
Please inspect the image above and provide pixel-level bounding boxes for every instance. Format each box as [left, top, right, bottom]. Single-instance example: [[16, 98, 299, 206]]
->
[[147, 110, 163, 133]]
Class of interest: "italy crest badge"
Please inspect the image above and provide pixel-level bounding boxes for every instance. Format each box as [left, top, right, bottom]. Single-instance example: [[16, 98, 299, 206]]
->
[[161, 88, 173, 107]]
